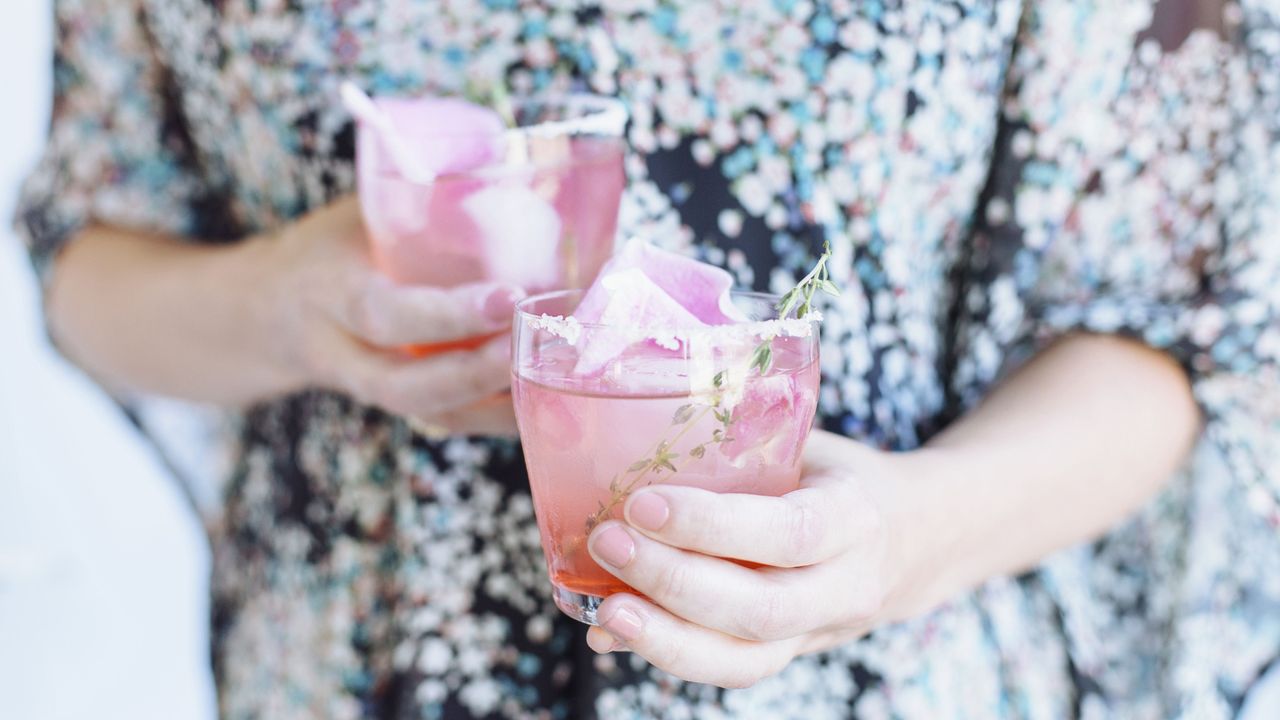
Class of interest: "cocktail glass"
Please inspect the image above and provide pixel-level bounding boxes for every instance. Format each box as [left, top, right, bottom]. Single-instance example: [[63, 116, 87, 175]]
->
[[356, 95, 628, 355], [511, 290, 822, 624]]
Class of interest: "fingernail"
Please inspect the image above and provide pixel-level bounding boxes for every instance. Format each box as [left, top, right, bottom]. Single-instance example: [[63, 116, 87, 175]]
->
[[589, 524, 635, 569], [626, 491, 669, 532], [600, 606, 643, 643], [481, 286, 525, 324], [587, 629, 621, 654]]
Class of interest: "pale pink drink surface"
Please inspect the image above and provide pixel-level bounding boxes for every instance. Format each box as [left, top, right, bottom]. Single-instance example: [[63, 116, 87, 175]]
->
[[513, 333, 820, 603]]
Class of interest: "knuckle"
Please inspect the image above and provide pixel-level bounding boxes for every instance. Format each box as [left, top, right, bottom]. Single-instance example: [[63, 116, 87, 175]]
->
[[462, 363, 499, 398], [777, 497, 825, 567], [657, 644, 692, 679], [462, 348, 508, 395], [740, 585, 798, 642], [682, 493, 728, 548], [654, 561, 696, 603], [428, 294, 467, 338], [347, 280, 389, 343]]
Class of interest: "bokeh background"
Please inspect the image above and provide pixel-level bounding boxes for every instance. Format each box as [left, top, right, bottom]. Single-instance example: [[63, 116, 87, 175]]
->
[[1, 1, 1277, 719], [0, 2, 216, 717]]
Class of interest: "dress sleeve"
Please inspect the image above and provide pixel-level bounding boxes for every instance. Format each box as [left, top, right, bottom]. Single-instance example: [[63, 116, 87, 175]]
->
[[967, 4, 1280, 495], [14, 0, 211, 285]]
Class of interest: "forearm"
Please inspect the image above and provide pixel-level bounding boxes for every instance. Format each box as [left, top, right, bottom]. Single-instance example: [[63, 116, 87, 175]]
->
[[46, 225, 293, 405], [882, 333, 1201, 620]]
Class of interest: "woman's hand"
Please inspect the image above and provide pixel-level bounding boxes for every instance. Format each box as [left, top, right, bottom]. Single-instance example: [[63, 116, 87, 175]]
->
[[579, 335, 1201, 688], [50, 194, 523, 434], [257, 195, 522, 435], [582, 430, 913, 688]]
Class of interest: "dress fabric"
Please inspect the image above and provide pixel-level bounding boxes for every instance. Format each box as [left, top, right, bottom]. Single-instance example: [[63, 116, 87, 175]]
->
[[17, 0, 1280, 717]]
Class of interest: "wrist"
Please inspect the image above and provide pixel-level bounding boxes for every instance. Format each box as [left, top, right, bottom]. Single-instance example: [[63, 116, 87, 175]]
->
[[221, 231, 310, 399]]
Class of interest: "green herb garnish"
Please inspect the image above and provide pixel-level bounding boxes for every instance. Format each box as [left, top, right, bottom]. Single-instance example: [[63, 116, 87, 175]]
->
[[580, 245, 839, 535], [750, 241, 838, 375]]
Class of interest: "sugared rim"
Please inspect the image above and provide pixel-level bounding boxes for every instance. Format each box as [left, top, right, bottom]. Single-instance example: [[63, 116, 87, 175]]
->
[[510, 94, 628, 139], [515, 288, 822, 345]]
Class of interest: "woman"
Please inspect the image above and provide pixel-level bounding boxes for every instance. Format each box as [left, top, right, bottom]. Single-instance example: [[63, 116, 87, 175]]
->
[[19, 0, 1280, 717]]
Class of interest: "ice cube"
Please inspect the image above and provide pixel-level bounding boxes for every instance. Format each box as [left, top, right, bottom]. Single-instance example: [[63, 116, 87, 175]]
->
[[463, 181, 563, 289]]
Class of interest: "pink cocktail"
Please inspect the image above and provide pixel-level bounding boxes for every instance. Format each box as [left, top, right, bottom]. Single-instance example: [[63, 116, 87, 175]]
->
[[512, 290, 821, 624], [357, 95, 627, 354]]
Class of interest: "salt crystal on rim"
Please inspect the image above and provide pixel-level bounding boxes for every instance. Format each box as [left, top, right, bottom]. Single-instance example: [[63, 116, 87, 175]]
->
[[520, 240, 818, 377]]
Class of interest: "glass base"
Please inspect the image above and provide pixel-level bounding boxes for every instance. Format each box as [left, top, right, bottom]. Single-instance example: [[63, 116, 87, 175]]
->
[[552, 584, 605, 625]]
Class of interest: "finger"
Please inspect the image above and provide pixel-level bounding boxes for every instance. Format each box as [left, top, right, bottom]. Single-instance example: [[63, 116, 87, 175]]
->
[[587, 521, 830, 642], [620, 473, 874, 568], [588, 594, 799, 689], [418, 393, 519, 437], [335, 334, 513, 418], [335, 275, 526, 346], [586, 626, 623, 653]]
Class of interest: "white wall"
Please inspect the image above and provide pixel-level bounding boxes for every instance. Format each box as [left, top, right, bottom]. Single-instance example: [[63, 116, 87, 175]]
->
[[0, 2, 216, 718]]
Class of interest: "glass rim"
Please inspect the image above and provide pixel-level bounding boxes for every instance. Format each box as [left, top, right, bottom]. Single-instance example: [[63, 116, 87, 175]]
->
[[508, 93, 629, 139], [514, 288, 823, 336], [360, 93, 627, 185], [363, 93, 627, 140], [363, 135, 624, 185]]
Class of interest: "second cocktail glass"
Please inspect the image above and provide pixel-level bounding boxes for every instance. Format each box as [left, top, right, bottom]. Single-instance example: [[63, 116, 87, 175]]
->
[[357, 94, 627, 355]]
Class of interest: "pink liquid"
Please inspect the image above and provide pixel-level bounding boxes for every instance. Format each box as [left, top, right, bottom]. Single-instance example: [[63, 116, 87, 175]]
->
[[359, 136, 625, 293], [513, 340, 821, 601]]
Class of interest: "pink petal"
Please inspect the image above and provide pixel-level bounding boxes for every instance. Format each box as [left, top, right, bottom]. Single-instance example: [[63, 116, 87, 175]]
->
[[721, 371, 798, 461], [375, 96, 506, 177], [570, 240, 747, 377]]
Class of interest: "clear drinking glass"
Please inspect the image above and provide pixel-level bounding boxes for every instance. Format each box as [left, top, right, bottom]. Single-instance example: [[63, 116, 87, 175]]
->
[[357, 95, 628, 355], [511, 290, 822, 624]]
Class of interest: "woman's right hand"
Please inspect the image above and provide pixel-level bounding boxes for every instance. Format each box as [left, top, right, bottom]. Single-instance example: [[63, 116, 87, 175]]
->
[[258, 195, 522, 435]]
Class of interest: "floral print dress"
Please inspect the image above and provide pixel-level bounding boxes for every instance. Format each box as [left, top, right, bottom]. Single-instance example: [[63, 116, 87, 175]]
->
[[17, 0, 1280, 717]]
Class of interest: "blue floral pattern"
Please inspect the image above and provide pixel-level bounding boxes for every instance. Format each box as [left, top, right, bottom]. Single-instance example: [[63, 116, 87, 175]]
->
[[17, 0, 1280, 718]]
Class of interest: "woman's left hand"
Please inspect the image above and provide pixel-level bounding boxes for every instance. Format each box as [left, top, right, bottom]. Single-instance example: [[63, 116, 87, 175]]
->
[[584, 430, 914, 688]]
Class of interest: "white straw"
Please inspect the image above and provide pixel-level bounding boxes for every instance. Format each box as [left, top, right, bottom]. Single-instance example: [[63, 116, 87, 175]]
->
[[339, 81, 434, 184]]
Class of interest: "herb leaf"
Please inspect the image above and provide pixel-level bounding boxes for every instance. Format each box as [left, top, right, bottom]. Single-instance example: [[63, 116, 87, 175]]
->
[[672, 404, 696, 425], [750, 343, 773, 374], [750, 243, 837, 375]]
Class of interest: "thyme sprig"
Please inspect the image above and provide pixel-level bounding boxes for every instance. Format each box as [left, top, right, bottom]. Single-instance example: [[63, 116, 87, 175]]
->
[[749, 242, 838, 375], [583, 371, 733, 533], [581, 247, 839, 536], [778, 242, 839, 320]]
